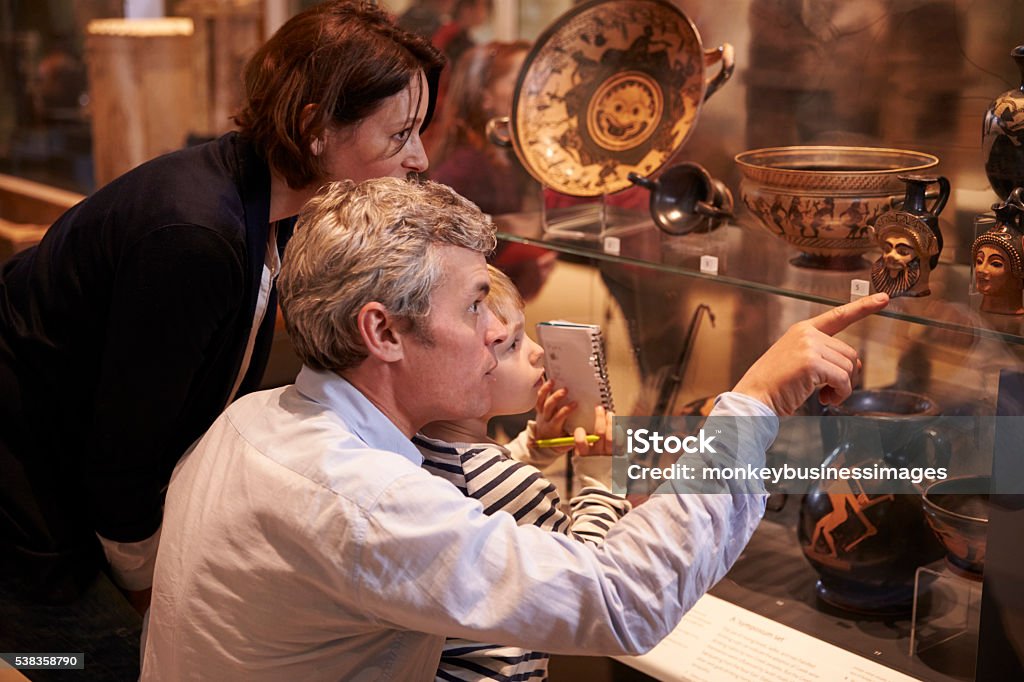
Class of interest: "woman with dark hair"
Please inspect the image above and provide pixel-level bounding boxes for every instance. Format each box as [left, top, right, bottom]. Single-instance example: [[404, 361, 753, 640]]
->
[[0, 1, 443, 675]]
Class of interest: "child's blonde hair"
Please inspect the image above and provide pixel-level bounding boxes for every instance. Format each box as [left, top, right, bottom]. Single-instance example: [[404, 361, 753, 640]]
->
[[486, 265, 524, 326]]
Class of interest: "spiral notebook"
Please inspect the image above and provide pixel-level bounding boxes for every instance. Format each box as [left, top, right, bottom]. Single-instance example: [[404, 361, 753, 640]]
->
[[535, 321, 614, 433]]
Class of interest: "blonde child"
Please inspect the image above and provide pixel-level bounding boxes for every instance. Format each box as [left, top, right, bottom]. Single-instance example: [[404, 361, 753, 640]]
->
[[414, 265, 630, 681]]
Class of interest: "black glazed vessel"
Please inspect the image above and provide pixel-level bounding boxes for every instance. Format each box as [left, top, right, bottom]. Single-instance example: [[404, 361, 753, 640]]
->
[[922, 475, 991, 580], [894, 174, 948, 269], [628, 163, 733, 235], [798, 390, 948, 615], [983, 46, 1024, 200]]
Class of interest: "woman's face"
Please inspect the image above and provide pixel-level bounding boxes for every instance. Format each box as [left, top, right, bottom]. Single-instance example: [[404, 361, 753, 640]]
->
[[975, 245, 1018, 295], [321, 72, 430, 182]]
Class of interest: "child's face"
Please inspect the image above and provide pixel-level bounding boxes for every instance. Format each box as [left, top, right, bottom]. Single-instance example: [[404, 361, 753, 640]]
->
[[488, 311, 545, 416]]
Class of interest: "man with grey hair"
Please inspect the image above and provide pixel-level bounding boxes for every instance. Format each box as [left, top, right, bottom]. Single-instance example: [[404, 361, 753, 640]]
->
[[142, 177, 888, 679]]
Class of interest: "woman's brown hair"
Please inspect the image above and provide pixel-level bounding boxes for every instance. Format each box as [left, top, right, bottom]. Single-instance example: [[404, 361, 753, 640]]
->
[[234, 1, 445, 189]]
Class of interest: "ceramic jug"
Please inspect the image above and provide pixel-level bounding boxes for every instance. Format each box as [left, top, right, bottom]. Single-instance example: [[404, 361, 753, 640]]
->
[[983, 46, 1024, 200], [869, 175, 948, 298], [894, 174, 949, 268], [798, 390, 949, 615]]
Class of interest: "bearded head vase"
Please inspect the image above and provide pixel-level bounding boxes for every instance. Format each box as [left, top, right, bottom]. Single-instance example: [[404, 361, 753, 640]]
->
[[870, 213, 940, 298]]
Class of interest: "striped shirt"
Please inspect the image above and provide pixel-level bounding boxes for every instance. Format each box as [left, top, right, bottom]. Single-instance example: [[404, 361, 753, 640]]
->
[[414, 430, 632, 682]]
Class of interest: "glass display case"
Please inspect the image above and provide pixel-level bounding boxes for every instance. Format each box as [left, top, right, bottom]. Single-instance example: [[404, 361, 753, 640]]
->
[[3, 0, 1023, 677], [496, 211, 1024, 681], [482, 5, 1024, 674]]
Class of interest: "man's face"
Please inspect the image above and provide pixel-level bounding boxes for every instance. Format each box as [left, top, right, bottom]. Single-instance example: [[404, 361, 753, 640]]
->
[[400, 246, 506, 427], [882, 235, 917, 276]]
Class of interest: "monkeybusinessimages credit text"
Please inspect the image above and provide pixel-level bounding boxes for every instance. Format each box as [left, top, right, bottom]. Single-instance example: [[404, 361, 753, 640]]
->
[[622, 428, 948, 486]]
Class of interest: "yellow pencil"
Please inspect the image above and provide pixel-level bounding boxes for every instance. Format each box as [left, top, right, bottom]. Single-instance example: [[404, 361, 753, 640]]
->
[[535, 435, 600, 448]]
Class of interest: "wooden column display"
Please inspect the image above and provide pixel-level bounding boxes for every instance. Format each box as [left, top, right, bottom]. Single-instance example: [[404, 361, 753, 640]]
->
[[85, 18, 194, 188], [180, 0, 263, 138]]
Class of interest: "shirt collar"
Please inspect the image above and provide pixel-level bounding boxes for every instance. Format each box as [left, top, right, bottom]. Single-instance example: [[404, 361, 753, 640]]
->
[[294, 365, 423, 466], [413, 432, 509, 458]]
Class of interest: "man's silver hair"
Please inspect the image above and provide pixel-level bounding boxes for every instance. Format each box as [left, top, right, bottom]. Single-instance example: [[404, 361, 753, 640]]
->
[[279, 178, 496, 372]]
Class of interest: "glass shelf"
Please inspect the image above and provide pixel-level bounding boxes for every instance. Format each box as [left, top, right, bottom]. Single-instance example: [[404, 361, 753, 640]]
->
[[494, 210, 1024, 347]]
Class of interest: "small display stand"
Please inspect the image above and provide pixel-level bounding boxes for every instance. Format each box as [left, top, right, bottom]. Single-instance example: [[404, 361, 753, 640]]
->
[[909, 560, 981, 667], [541, 191, 649, 243], [657, 221, 731, 276], [539, 186, 732, 278]]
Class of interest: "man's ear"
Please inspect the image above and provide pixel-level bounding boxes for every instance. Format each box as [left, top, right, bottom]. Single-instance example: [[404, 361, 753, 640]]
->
[[357, 302, 404, 362]]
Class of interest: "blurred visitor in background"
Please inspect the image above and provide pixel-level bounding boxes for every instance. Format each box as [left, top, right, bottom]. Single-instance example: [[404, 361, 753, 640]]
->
[[432, 0, 492, 68], [429, 41, 531, 215], [397, 0, 454, 39], [421, 0, 493, 151], [428, 40, 554, 303], [30, 45, 87, 125]]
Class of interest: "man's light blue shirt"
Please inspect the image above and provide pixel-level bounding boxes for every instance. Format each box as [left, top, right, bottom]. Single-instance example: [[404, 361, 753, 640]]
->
[[142, 366, 777, 681]]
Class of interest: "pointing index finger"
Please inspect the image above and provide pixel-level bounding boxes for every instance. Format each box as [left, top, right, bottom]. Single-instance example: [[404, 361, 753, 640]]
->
[[809, 293, 889, 337]]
